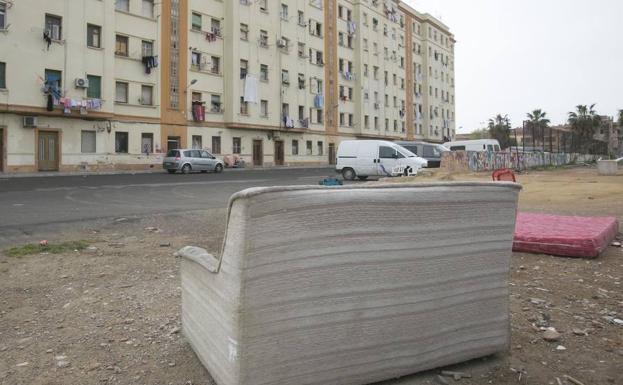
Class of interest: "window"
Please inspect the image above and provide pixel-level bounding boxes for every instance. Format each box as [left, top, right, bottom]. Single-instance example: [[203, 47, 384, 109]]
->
[[191, 51, 201, 69], [280, 3, 288, 20], [142, 0, 154, 18], [86, 75, 101, 98], [292, 140, 298, 155], [116, 0, 129, 12], [281, 103, 289, 117], [142, 133, 154, 154], [259, 0, 268, 12], [349, 114, 354, 127], [210, 94, 221, 112], [260, 64, 268, 81], [211, 136, 221, 154], [45, 14, 62, 40], [115, 132, 129, 153], [81, 131, 96, 153], [115, 35, 128, 56], [298, 105, 305, 120], [240, 23, 249, 40], [240, 59, 248, 79], [259, 30, 268, 47], [192, 135, 202, 149], [210, 56, 220, 74], [306, 141, 312, 155], [379, 146, 396, 159], [44, 69, 62, 89], [141, 85, 153, 105], [260, 100, 268, 117], [232, 137, 241, 154], [211, 18, 221, 36], [240, 96, 248, 114], [298, 10, 305, 26], [87, 24, 101, 48], [317, 141, 323, 156], [192, 13, 202, 31], [0, 62, 5, 89], [142, 40, 153, 57], [115, 82, 128, 103], [281, 69, 289, 85], [298, 42, 306, 58], [0, 3, 6, 30]]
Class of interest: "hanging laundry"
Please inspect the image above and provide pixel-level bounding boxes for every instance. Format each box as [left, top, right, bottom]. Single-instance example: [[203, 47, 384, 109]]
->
[[205, 32, 217, 42], [243, 74, 258, 103], [314, 94, 324, 108], [46, 94, 54, 111], [142, 56, 158, 74], [347, 21, 357, 36], [192, 101, 205, 121], [43, 31, 52, 50]]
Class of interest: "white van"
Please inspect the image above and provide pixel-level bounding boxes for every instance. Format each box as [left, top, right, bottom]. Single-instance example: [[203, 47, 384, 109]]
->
[[442, 139, 501, 152], [336, 140, 428, 180]]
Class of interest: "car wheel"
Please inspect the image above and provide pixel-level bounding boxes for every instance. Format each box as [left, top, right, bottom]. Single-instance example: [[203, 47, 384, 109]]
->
[[181, 164, 191, 174], [214, 164, 224, 173], [357, 176, 368, 180], [342, 168, 356, 181]]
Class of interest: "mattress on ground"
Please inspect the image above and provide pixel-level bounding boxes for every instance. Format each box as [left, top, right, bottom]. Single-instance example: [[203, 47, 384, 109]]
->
[[513, 213, 619, 258]]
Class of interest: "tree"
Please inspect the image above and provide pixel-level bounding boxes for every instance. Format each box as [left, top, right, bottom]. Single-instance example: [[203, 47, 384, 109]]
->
[[568, 104, 601, 153], [487, 114, 513, 149], [618, 109, 623, 128], [526, 109, 550, 152], [469, 128, 490, 140]]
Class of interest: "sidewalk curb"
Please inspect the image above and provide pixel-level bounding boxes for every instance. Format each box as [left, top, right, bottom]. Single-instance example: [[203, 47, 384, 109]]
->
[[0, 166, 336, 179]]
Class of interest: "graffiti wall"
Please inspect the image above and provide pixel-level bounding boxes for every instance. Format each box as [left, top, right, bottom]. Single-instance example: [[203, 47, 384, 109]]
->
[[441, 151, 599, 172]]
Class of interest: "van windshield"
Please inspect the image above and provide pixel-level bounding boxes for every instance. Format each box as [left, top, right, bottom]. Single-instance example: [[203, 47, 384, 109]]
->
[[396, 146, 417, 158]]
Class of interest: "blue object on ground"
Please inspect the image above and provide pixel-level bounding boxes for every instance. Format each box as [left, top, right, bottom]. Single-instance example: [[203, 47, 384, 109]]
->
[[318, 178, 343, 186]]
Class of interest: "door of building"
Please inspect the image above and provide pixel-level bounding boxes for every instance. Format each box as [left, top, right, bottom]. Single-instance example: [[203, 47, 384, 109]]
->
[[253, 140, 263, 167], [38, 131, 59, 171], [328, 143, 336, 165], [0, 128, 3, 172], [274, 140, 284, 166]]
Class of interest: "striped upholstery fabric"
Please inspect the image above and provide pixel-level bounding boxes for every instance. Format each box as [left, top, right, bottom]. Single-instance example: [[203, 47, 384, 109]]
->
[[180, 182, 521, 385]]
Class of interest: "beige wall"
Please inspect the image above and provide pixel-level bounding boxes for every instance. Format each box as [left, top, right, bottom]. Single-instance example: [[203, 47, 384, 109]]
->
[[0, 0, 455, 172]]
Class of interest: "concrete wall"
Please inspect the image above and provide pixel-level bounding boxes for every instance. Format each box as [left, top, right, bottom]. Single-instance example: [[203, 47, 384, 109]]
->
[[441, 151, 600, 173]]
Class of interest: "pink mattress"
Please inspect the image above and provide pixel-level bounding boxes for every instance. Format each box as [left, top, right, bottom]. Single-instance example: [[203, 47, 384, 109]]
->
[[513, 213, 619, 258]]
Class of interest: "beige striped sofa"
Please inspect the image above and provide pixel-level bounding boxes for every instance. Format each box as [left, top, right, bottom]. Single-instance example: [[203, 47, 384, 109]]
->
[[180, 182, 521, 385]]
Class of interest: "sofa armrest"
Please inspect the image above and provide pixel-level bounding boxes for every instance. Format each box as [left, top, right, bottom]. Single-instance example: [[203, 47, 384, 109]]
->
[[178, 246, 220, 273]]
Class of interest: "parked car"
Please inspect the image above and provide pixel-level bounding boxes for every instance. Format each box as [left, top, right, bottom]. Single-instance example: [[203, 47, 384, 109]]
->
[[163, 149, 224, 174], [336, 140, 428, 180], [395, 141, 450, 168], [442, 139, 501, 152]]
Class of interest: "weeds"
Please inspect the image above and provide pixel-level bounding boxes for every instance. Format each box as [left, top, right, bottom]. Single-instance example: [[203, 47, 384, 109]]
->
[[4, 240, 90, 257]]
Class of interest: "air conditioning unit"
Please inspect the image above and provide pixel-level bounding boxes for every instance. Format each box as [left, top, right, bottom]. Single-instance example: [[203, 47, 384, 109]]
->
[[75, 78, 89, 88], [277, 39, 287, 48], [23, 116, 38, 128]]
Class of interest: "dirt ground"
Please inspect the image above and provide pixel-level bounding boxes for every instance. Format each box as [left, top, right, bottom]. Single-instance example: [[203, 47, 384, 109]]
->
[[1, 166, 622, 385]]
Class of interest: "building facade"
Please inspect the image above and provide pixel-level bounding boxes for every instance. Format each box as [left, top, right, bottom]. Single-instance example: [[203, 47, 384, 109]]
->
[[0, 0, 455, 173]]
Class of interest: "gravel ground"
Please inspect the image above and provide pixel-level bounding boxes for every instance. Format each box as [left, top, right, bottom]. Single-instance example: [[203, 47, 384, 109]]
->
[[1, 167, 622, 385]]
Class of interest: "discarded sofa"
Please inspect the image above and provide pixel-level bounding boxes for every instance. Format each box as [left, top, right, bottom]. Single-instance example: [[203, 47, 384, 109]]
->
[[180, 182, 521, 385]]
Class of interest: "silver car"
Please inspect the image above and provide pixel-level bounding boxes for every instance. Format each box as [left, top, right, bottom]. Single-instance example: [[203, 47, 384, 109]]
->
[[163, 149, 224, 174]]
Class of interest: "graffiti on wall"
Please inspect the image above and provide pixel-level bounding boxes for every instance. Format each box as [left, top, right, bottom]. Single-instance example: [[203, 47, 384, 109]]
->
[[441, 151, 599, 172]]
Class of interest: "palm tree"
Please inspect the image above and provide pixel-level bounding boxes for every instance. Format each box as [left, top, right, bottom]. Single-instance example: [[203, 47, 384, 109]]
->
[[526, 109, 550, 152], [487, 114, 512, 149], [568, 104, 601, 153]]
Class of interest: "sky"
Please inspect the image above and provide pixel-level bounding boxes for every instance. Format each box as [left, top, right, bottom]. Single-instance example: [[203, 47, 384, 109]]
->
[[404, 0, 623, 133]]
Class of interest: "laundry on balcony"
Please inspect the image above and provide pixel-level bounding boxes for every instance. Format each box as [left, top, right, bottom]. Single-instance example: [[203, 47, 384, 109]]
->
[[283, 115, 295, 129], [341, 71, 355, 81], [192, 101, 206, 122], [314, 93, 324, 108], [243, 74, 258, 103], [205, 32, 217, 42], [347, 21, 357, 36], [399, 109, 405, 118], [299, 118, 309, 128], [142, 56, 159, 74]]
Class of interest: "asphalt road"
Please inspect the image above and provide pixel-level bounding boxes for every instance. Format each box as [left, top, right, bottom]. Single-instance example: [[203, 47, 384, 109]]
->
[[0, 168, 340, 246]]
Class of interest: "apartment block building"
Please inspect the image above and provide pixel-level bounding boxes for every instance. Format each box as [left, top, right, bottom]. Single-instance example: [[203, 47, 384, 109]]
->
[[0, 0, 455, 173]]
